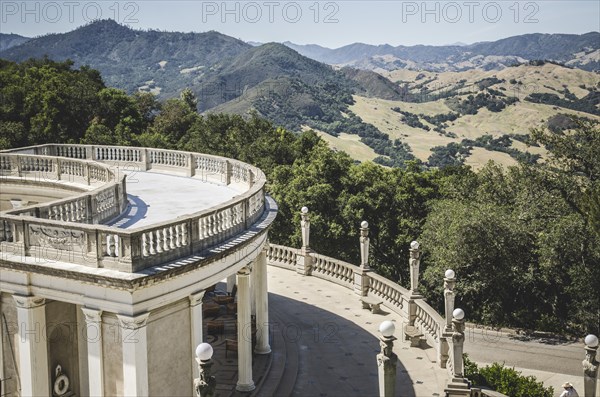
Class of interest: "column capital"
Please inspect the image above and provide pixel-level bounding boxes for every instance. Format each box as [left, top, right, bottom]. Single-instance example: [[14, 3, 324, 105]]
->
[[238, 266, 252, 276], [81, 307, 103, 323], [13, 295, 45, 309], [189, 290, 206, 307], [117, 313, 150, 330]]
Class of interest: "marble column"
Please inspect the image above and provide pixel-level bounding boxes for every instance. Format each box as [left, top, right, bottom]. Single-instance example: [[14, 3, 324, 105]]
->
[[190, 291, 206, 379], [13, 295, 49, 397], [82, 308, 104, 397], [117, 313, 150, 396], [254, 246, 271, 354], [236, 266, 255, 392]]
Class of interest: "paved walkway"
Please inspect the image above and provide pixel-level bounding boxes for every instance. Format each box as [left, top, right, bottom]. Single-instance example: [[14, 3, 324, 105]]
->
[[106, 170, 240, 228], [260, 266, 448, 397]]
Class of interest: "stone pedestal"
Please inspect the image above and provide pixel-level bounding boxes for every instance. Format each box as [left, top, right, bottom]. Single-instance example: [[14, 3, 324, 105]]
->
[[295, 247, 313, 275], [444, 377, 471, 397], [583, 344, 598, 397], [377, 336, 398, 397], [353, 267, 370, 296]]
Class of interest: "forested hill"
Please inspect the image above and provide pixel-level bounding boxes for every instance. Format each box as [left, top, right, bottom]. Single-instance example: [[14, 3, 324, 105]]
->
[[0, 20, 419, 167], [284, 32, 600, 72], [0, 33, 29, 52]]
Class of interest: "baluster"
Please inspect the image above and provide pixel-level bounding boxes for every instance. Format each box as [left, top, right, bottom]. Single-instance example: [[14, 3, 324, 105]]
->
[[106, 234, 116, 257], [182, 224, 188, 245], [155, 229, 163, 253]]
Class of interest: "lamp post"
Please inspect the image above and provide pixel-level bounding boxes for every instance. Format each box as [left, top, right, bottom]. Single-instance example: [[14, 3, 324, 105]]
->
[[444, 269, 456, 333], [354, 221, 371, 296], [444, 308, 470, 397], [409, 241, 421, 297], [583, 334, 599, 397], [194, 343, 216, 397], [300, 206, 310, 250], [296, 206, 313, 275], [377, 321, 398, 397], [360, 221, 370, 270]]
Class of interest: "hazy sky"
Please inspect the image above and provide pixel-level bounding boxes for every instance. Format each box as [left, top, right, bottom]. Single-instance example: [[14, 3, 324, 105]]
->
[[1, 1, 599, 47]]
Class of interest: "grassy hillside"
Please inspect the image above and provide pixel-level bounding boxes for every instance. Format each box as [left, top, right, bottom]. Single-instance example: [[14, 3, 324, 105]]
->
[[344, 63, 600, 168]]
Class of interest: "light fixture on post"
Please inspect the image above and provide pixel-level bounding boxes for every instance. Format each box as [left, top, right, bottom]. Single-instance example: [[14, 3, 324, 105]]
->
[[296, 206, 313, 275], [194, 343, 216, 397], [583, 334, 599, 397], [409, 240, 422, 297], [444, 269, 456, 333], [354, 220, 372, 297], [377, 321, 398, 397], [444, 308, 470, 397]]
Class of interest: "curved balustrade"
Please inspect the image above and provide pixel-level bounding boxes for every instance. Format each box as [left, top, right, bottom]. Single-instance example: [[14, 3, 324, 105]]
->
[[1, 153, 127, 225], [367, 272, 410, 315], [0, 144, 267, 273], [414, 299, 444, 348], [266, 244, 297, 270], [311, 253, 355, 288], [265, 243, 447, 371]]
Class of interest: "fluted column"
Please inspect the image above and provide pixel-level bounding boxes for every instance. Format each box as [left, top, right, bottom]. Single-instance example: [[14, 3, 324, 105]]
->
[[236, 266, 255, 392], [13, 295, 49, 397], [190, 291, 206, 379], [254, 246, 271, 354], [117, 313, 150, 396], [82, 308, 104, 396]]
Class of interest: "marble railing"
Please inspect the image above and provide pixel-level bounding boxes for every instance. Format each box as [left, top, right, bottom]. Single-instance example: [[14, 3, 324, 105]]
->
[[265, 243, 445, 367], [0, 153, 127, 224], [266, 244, 297, 270], [367, 272, 410, 315], [311, 253, 355, 288], [0, 144, 267, 272]]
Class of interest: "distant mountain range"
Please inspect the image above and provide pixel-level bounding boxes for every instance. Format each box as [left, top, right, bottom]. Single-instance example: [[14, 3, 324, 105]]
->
[[283, 32, 600, 72], [1, 21, 598, 167]]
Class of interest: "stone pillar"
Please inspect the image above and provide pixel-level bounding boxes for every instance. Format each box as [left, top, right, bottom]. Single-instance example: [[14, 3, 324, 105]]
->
[[236, 266, 255, 392], [117, 313, 150, 396], [583, 334, 599, 397], [444, 308, 470, 397], [405, 241, 423, 342], [439, 269, 456, 368], [377, 321, 398, 397], [444, 270, 456, 333], [190, 291, 206, 378], [194, 344, 216, 397], [250, 263, 256, 317], [82, 308, 104, 397], [354, 221, 371, 297], [13, 295, 49, 397], [254, 246, 271, 354], [408, 241, 422, 297], [295, 206, 313, 275]]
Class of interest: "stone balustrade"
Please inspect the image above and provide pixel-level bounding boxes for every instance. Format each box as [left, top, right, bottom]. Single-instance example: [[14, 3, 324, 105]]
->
[[266, 244, 297, 270], [311, 253, 355, 287], [265, 242, 446, 372], [367, 272, 410, 315], [0, 144, 267, 273]]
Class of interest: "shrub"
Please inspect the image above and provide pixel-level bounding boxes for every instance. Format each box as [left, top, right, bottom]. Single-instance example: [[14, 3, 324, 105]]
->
[[464, 354, 554, 397]]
